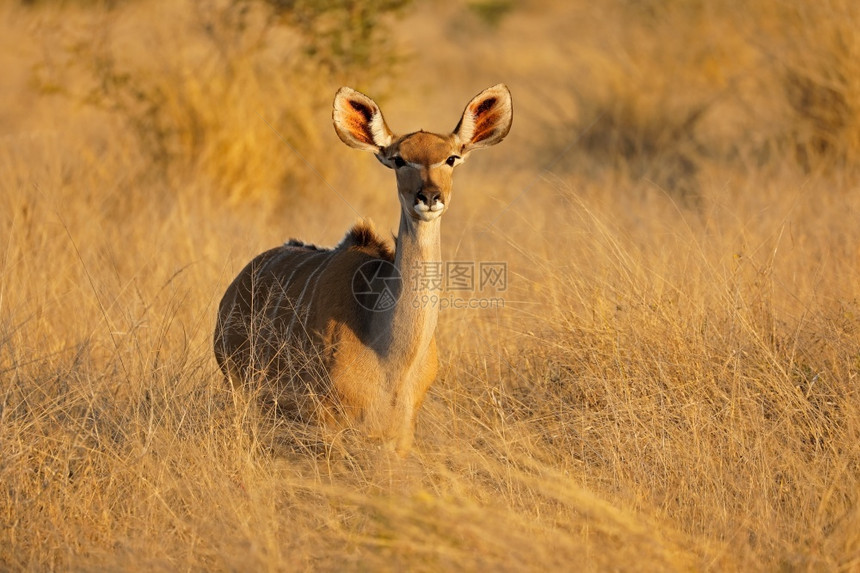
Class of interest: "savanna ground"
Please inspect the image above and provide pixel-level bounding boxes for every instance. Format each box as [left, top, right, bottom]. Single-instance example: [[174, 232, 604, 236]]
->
[[2, 0, 859, 570]]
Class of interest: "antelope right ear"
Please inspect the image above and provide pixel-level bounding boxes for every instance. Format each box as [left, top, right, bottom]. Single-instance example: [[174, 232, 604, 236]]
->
[[453, 84, 513, 156], [333, 87, 394, 153]]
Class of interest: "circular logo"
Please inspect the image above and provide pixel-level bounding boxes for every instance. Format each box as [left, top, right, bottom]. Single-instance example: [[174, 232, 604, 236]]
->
[[352, 260, 401, 312]]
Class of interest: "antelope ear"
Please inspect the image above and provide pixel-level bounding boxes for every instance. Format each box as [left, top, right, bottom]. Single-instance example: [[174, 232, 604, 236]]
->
[[453, 84, 513, 155], [333, 87, 394, 153]]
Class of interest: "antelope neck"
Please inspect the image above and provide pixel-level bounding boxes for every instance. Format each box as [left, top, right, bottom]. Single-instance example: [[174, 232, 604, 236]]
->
[[371, 210, 441, 367]]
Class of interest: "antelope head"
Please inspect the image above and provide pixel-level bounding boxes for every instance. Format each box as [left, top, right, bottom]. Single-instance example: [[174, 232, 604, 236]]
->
[[332, 84, 513, 223]]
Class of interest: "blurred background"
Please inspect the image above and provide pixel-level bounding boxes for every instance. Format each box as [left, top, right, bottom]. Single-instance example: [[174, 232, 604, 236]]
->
[[5, 0, 860, 209]]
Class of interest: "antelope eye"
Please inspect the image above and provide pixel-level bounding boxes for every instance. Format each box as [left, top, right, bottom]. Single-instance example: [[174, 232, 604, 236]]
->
[[393, 156, 406, 168], [446, 155, 460, 167]]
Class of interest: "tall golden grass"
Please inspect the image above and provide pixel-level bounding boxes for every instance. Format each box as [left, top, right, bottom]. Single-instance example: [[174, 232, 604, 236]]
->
[[2, 0, 859, 570]]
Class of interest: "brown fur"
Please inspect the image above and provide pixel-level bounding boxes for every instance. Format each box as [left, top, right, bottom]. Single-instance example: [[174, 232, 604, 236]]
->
[[338, 220, 395, 260]]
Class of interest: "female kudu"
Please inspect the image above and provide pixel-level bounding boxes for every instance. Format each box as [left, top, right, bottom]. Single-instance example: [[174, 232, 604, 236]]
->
[[214, 84, 512, 455]]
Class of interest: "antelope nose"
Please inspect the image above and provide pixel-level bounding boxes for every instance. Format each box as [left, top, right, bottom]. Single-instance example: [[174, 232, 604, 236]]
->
[[416, 189, 441, 206]]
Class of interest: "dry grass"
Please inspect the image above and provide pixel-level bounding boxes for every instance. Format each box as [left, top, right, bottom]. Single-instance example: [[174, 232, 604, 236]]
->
[[2, 0, 859, 570]]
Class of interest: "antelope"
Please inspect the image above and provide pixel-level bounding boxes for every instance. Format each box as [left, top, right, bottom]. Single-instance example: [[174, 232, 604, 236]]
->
[[214, 84, 512, 455]]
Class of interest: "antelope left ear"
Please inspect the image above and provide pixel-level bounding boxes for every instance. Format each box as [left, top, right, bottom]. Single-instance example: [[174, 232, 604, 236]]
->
[[453, 84, 513, 156]]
